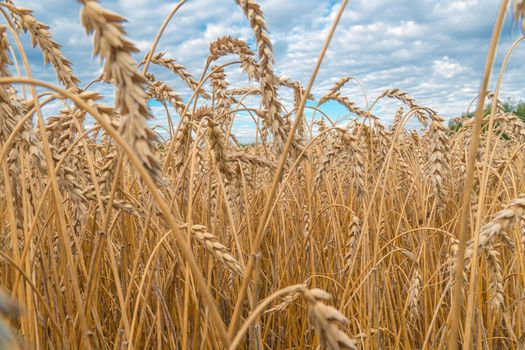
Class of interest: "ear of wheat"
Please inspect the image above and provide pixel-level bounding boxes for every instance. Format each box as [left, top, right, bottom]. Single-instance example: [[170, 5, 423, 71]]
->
[[6, 2, 79, 89], [344, 215, 362, 271], [302, 288, 358, 350], [183, 224, 244, 277], [210, 66, 231, 122], [80, 0, 165, 186], [427, 113, 450, 208], [147, 77, 187, 116], [209, 36, 259, 81], [407, 268, 422, 325], [318, 80, 371, 119], [142, 52, 209, 99], [377, 88, 430, 127], [234, 0, 303, 158]]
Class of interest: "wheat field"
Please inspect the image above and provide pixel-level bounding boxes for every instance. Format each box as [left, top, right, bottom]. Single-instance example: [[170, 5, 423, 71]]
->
[[0, 0, 524, 349]]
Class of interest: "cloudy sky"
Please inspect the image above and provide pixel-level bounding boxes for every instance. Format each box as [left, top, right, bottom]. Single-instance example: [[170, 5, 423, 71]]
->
[[10, 0, 525, 141]]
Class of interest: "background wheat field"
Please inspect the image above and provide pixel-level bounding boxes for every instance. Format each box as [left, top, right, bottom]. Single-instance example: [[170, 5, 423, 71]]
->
[[0, 0, 524, 349]]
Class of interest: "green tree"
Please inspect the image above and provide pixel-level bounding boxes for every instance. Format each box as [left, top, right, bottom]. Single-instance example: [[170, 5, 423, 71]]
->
[[502, 100, 525, 120], [450, 100, 525, 131]]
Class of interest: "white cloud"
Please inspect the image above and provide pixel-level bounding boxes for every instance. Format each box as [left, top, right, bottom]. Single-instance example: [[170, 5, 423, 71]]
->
[[433, 57, 465, 78]]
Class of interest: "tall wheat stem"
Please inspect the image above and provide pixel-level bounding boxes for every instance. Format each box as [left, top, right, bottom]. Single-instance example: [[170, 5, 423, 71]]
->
[[448, 1, 509, 349]]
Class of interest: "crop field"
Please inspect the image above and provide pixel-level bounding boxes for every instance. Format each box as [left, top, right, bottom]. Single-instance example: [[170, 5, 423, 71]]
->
[[0, 0, 524, 349]]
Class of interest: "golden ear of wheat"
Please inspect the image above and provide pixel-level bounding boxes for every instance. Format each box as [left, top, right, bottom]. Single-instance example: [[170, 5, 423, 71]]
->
[[344, 215, 362, 271], [234, 0, 304, 158], [407, 268, 422, 324], [302, 288, 358, 350], [313, 138, 339, 188], [80, 0, 165, 186], [182, 224, 244, 277], [142, 52, 209, 99], [318, 80, 372, 119], [209, 36, 259, 81], [377, 88, 430, 127], [427, 113, 450, 208], [6, 2, 79, 89], [147, 78, 186, 116], [210, 66, 231, 122], [265, 286, 357, 349]]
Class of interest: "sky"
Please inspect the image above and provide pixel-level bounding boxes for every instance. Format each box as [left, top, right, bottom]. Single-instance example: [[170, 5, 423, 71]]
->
[[9, 0, 525, 142]]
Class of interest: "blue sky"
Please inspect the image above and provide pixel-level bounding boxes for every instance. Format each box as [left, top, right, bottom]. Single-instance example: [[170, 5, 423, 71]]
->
[[10, 0, 525, 142]]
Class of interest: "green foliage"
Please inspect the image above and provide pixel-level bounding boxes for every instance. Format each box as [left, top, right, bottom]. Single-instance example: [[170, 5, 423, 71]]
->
[[502, 100, 525, 120], [450, 100, 525, 131], [514, 101, 525, 119], [464, 100, 524, 118]]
